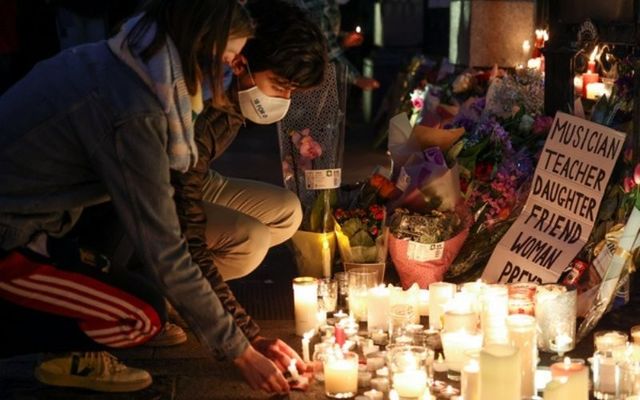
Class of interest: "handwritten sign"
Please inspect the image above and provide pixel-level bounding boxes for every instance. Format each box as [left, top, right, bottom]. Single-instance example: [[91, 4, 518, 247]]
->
[[482, 112, 625, 284]]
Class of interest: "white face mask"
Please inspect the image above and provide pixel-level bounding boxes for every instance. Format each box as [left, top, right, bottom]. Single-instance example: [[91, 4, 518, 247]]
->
[[236, 67, 289, 125]]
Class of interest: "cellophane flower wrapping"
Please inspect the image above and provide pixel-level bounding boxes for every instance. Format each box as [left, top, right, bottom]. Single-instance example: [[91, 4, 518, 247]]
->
[[278, 63, 348, 233]]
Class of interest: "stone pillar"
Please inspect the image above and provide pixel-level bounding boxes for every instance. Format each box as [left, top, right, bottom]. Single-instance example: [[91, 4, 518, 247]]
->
[[449, 0, 536, 67]]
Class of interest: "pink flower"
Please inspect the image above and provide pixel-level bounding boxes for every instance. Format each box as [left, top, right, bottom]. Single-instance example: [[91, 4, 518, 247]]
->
[[410, 89, 425, 111], [624, 177, 636, 193], [532, 115, 553, 136], [624, 147, 634, 164], [299, 136, 322, 159], [634, 164, 640, 186]]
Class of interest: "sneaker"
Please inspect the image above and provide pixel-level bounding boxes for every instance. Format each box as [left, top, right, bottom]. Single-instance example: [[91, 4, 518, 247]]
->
[[144, 322, 187, 347], [34, 352, 152, 392]]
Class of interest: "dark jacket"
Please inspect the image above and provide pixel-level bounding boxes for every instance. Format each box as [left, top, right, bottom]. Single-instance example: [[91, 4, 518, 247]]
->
[[0, 42, 250, 360], [171, 102, 261, 341]]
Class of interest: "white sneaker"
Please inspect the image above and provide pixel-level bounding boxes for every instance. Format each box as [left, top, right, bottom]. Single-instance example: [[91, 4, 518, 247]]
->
[[144, 322, 187, 347], [34, 352, 152, 392]]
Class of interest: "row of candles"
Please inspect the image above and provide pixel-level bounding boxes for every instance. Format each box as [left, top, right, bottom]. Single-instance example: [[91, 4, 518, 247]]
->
[[294, 278, 640, 400]]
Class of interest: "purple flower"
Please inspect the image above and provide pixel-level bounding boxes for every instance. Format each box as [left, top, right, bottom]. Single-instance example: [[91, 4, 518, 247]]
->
[[532, 115, 553, 136]]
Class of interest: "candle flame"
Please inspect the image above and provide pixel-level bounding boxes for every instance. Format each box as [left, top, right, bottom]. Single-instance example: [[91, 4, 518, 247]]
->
[[563, 356, 571, 367], [589, 46, 599, 62], [522, 40, 531, 52], [543, 30, 549, 42], [355, 25, 361, 33]]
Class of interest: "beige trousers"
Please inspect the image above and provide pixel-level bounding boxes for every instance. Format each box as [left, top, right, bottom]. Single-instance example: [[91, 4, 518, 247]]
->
[[201, 171, 302, 281]]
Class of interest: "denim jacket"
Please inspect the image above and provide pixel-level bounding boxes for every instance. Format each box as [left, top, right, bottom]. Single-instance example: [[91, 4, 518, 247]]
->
[[0, 42, 249, 360]]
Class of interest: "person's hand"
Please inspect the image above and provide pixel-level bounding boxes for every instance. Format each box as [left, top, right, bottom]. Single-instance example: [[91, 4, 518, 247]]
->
[[251, 335, 305, 373], [354, 77, 380, 91], [342, 31, 364, 48], [233, 344, 290, 394]]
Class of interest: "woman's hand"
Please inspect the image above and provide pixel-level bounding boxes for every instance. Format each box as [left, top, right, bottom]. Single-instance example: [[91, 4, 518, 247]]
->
[[251, 335, 305, 373], [233, 344, 290, 394]]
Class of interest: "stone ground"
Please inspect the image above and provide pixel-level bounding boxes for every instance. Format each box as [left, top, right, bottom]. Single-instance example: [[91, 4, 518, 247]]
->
[[2, 95, 640, 399]]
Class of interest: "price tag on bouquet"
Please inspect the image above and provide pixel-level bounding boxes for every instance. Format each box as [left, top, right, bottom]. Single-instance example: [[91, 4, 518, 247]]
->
[[406, 241, 444, 262], [305, 169, 341, 190]]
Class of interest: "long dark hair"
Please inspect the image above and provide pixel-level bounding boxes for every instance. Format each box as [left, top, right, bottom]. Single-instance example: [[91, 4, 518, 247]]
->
[[127, 0, 253, 107]]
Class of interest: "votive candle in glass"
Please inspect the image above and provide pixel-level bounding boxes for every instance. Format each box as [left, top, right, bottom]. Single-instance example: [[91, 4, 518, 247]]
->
[[535, 284, 576, 352], [506, 314, 537, 398], [441, 329, 483, 381], [348, 267, 379, 322], [594, 330, 628, 352], [461, 350, 480, 400], [324, 351, 359, 398], [428, 282, 456, 330], [508, 282, 537, 316], [293, 277, 318, 336]]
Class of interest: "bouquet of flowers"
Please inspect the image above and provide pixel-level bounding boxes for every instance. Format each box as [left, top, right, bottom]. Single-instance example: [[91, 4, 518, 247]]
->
[[278, 63, 348, 277]]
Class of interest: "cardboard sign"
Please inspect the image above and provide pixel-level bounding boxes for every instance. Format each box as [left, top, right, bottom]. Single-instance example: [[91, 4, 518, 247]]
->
[[482, 112, 626, 283]]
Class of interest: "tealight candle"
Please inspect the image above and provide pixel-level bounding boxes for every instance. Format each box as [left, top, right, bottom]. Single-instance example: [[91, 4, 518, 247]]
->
[[288, 359, 300, 380], [371, 377, 390, 392], [293, 277, 318, 336], [366, 352, 386, 372], [358, 371, 373, 388], [371, 329, 388, 345]]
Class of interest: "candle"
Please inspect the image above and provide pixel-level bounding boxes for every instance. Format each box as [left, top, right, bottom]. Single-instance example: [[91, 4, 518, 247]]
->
[[586, 82, 606, 100], [428, 282, 456, 330], [433, 353, 448, 373], [587, 45, 599, 73], [535, 284, 576, 352], [480, 284, 509, 345], [366, 352, 386, 372], [461, 358, 480, 400], [356, 25, 362, 34], [508, 283, 537, 316], [549, 358, 588, 400], [480, 344, 521, 400], [288, 358, 300, 380], [393, 370, 427, 398], [522, 40, 531, 61], [441, 330, 483, 380], [594, 330, 628, 351], [581, 72, 599, 98], [442, 385, 460, 398], [302, 329, 314, 363], [543, 377, 571, 400], [506, 314, 537, 398], [593, 351, 619, 397], [418, 289, 429, 316], [573, 75, 584, 94], [371, 329, 388, 345], [359, 371, 373, 388], [293, 277, 318, 336], [363, 389, 383, 400], [368, 285, 390, 331], [321, 235, 331, 278], [324, 351, 359, 398]]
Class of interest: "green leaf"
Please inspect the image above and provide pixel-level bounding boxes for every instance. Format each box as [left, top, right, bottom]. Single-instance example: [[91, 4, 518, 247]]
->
[[350, 229, 375, 247]]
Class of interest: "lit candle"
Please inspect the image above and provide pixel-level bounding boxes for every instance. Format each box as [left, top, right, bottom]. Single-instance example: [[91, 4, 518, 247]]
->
[[573, 74, 584, 95], [433, 353, 448, 373], [367, 285, 390, 331], [293, 277, 318, 336], [506, 314, 537, 398], [358, 371, 373, 388], [393, 370, 427, 398], [522, 40, 531, 61], [418, 289, 429, 316], [302, 329, 314, 363], [321, 235, 331, 278], [371, 329, 388, 345], [461, 359, 480, 400], [324, 351, 359, 397], [480, 284, 509, 345], [594, 330, 628, 351], [356, 25, 362, 34], [428, 282, 456, 330], [535, 284, 576, 352], [549, 358, 588, 400], [366, 352, 386, 372], [581, 72, 599, 98], [586, 82, 606, 100], [480, 344, 521, 400], [587, 46, 599, 73]]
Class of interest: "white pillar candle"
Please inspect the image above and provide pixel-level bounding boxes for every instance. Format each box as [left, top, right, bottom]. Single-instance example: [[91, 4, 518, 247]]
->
[[393, 370, 427, 398], [418, 289, 429, 316], [367, 285, 390, 331], [428, 282, 456, 330], [550, 358, 588, 400], [480, 284, 509, 345], [293, 277, 318, 336], [324, 352, 359, 397], [302, 329, 314, 363], [479, 344, 521, 400], [506, 314, 537, 398], [321, 234, 331, 278], [461, 358, 480, 400]]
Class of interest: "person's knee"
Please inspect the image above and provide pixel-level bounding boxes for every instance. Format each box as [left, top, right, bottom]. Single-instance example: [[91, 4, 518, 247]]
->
[[234, 224, 270, 278], [281, 191, 302, 233]]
